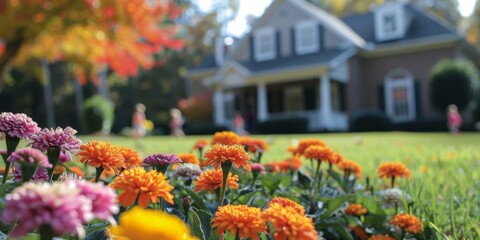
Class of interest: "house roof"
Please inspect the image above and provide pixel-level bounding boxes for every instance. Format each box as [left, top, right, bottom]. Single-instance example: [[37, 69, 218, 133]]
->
[[239, 49, 346, 73], [342, 4, 458, 44]]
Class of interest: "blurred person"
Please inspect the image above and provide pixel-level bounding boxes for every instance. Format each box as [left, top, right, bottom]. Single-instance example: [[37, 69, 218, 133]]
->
[[233, 111, 248, 135], [169, 108, 185, 137], [132, 103, 147, 138], [447, 104, 462, 134]]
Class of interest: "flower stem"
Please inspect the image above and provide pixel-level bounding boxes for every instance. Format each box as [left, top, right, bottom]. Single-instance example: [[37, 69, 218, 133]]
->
[[94, 166, 104, 183], [219, 161, 233, 207], [39, 224, 55, 240], [2, 135, 20, 184], [46, 147, 61, 182], [391, 176, 396, 188]]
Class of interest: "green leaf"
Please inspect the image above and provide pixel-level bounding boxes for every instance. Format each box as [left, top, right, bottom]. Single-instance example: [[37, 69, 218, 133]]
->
[[191, 207, 213, 240], [85, 222, 110, 236], [297, 170, 313, 189], [320, 195, 354, 218], [188, 209, 206, 240], [262, 175, 281, 195], [331, 221, 354, 240], [357, 195, 386, 215], [85, 229, 107, 240], [327, 169, 343, 185], [184, 187, 210, 213], [234, 190, 259, 205]]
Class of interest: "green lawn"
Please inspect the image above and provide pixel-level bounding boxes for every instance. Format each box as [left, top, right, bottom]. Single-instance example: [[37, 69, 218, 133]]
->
[[2, 132, 479, 237]]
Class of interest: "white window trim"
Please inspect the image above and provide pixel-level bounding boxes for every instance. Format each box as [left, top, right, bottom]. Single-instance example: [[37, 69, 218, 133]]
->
[[295, 20, 319, 55], [254, 27, 276, 62], [384, 69, 416, 122], [374, 3, 406, 42]]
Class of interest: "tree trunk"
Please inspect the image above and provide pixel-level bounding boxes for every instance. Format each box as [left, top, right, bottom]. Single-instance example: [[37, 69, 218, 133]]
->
[[0, 35, 24, 95], [41, 60, 56, 128], [73, 77, 84, 133]]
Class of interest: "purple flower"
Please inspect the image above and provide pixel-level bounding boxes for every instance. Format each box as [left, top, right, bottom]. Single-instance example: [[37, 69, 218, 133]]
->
[[30, 127, 81, 154], [0, 112, 40, 139], [12, 167, 49, 182], [143, 153, 182, 168], [1, 181, 93, 238], [71, 180, 119, 222], [59, 151, 72, 163], [7, 148, 52, 168]]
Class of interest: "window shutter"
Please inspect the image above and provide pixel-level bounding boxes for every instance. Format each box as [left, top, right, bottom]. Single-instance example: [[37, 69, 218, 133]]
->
[[291, 28, 296, 56], [378, 84, 385, 111], [415, 80, 421, 118], [276, 30, 281, 58], [318, 25, 324, 51], [249, 35, 255, 62]]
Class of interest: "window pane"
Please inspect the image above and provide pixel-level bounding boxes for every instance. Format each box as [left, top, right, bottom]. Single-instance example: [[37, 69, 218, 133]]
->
[[284, 86, 304, 112]]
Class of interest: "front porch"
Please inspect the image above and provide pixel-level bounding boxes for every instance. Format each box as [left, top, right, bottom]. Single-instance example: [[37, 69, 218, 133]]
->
[[213, 72, 349, 132]]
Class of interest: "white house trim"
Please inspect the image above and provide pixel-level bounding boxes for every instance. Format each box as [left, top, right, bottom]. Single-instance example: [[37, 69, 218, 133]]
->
[[257, 83, 268, 121], [254, 27, 276, 61], [295, 20, 320, 55], [213, 88, 226, 125], [384, 69, 416, 122], [320, 74, 332, 128]]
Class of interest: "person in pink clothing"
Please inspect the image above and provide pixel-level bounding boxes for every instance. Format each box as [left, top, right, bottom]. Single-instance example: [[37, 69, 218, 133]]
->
[[132, 103, 146, 138], [447, 104, 462, 134]]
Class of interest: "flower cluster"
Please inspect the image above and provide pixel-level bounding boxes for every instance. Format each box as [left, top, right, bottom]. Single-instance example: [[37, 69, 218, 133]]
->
[[262, 203, 318, 240], [212, 205, 266, 240], [345, 203, 367, 216], [194, 168, 239, 192], [78, 141, 125, 174], [119, 146, 143, 169], [177, 153, 200, 165], [30, 127, 81, 153], [143, 153, 182, 169], [211, 131, 240, 145], [8, 147, 51, 168], [378, 162, 411, 179], [1, 179, 117, 238], [390, 213, 424, 234], [173, 163, 202, 181], [203, 144, 251, 171]]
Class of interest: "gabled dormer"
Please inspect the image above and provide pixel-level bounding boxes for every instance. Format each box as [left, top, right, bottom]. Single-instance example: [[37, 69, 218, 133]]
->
[[374, 2, 411, 42]]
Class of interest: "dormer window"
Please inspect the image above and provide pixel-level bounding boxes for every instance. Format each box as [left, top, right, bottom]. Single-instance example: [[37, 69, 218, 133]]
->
[[295, 20, 319, 55], [374, 3, 410, 42], [254, 27, 276, 61]]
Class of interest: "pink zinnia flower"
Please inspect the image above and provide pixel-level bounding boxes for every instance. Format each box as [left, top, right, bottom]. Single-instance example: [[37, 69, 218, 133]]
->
[[58, 151, 72, 163], [12, 167, 49, 182], [7, 148, 52, 168], [144, 153, 182, 168], [30, 127, 81, 154], [251, 163, 266, 174], [1, 181, 93, 238], [0, 112, 40, 139], [71, 180, 119, 221]]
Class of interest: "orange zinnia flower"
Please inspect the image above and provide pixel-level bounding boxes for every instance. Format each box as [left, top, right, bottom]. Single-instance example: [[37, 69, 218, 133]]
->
[[211, 131, 240, 145], [269, 197, 305, 214], [390, 213, 424, 234], [194, 168, 238, 192], [368, 235, 395, 240], [77, 141, 125, 174], [349, 225, 369, 240], [303, 145, 339, 164], [119, 147, 142, 169], [212, 205, 266, 240], [265, 157, 302, 173], [177, 153, 200, 165], [296, 139, 326, 156], [338, 159, 362, 179], [286, 146, 297, 155], [239, 137, 268, 153], [202, 144, 251, 171], [345, 203, 367, 216], [378, 162, 411, 179], [67, 166, 85, 177], [262, 204, 317, 240], [110, 167, 174, 208], [193, 139, 208, 150], [53, 166, 66, 175]]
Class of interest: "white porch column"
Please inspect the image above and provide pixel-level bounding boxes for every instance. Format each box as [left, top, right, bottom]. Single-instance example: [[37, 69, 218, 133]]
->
[[213, 88, 225, 125], [320, 74, 332, 129], [257, 82, 268, 121]]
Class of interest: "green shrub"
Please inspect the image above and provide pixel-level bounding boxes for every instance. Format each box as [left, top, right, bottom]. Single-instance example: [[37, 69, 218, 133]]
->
[[256, 117, 309, 134], [429, 59, 479, 112], [349, 110, 391, 132], [83, 95, 115, 134]]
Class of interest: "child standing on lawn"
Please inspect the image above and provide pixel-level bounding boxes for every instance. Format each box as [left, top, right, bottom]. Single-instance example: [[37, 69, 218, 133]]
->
[[447, 104, 462, 134]]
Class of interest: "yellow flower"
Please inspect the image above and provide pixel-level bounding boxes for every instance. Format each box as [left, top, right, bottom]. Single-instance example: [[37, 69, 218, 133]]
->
[[390, 213, 424, 234], [378, 162, 411, 180], [108, 207, 197, 240], [262, 204, 318, 240], [202, 144, 251, 171], [268, 197, 305, 214], [212, 205, 266, 240], [110, 167, 174, 208], [77, 141, 125, 174]]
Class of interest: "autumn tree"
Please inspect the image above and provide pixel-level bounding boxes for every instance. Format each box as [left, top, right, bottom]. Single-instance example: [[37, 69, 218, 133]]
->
[[0, 0, 184, 93]]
